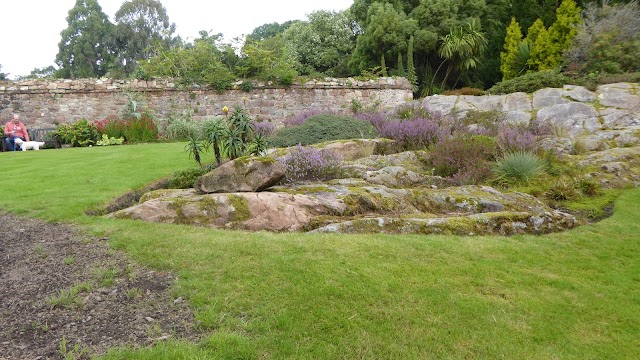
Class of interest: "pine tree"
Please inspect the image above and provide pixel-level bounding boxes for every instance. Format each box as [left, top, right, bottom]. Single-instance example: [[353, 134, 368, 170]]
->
[[397, 52, 404, 75], [545, 0, 581, 69], [381, 54, 388, 77], [526, 18, 548, 71], [500, 17, 524, 81], [406, 36, 417, 92]]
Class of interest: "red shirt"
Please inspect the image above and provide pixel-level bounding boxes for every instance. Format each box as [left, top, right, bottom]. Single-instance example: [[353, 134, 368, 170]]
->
[[4, 121, 30, 141]]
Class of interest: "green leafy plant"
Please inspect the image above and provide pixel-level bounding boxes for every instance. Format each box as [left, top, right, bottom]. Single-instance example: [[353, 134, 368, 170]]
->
[[52, 119, 100, 147], [96, 134, 125, 146], [168, 164, 217, 189], [493, 151, 545, 183], [488, 70, 570, 94], [185, 136, 205, 167], [268, 114, 376, 148]]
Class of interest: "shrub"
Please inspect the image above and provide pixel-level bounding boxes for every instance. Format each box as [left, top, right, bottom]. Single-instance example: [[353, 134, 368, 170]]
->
[[545, 178, 581, 201], [284, 109, 337, 127], [254, 121, 275, 137], [395, 103, 433, 120], [164, 114, 201, 141], [488, 70, 569, 94], [462, 110, 506, 136], [94, 115, 126, 139], [268, 114, 376, 148], [278, 145, 343, 183], [373, 117, 443, 151], [497, 125, 538, 153], [441, 87, 486, 96], [428, 135, 497, 185], [52, 119, 100, 147], [121, 113, 158, 143], [493, 151, 544, 183], [168, 164, 217, 189]]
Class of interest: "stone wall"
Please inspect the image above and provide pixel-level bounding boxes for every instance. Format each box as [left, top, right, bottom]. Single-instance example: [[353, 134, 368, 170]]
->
[[0, 78, 413, 128]]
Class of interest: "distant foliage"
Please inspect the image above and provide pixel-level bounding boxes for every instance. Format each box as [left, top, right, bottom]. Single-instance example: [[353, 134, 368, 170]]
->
[[488, 70, 569, 94], [500, 17, 524, 81], [566, 1, 640, 75], [441, 87, 485, 96], [268, 114, 376, 148], [278, 145, 343, 183]]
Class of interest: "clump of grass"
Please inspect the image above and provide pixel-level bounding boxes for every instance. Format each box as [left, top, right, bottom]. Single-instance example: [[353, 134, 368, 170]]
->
[[94, 268, 118, 287], [494, 151, 544, 183], [63, 256, 76, 265], [47, 282, 93, 309]]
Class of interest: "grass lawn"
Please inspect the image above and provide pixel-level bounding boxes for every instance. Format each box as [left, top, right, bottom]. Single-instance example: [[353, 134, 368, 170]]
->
[[1, 144, 639, 359]]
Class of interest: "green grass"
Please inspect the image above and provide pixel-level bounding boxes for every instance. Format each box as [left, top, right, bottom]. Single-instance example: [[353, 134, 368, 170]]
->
[[1, 144, 639, 358]]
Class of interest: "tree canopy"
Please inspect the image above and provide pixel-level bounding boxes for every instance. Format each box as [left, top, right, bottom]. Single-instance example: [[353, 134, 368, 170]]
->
[[55, 0, 114, 78]]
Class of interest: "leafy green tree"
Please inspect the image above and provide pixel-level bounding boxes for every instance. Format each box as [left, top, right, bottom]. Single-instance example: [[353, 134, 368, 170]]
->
[[246, 21, 298, 43], [500, 17, 524, 80], [19, 66, 57, 80], [283, 10, 357, 77], [545, 0, 581, 69], [113, 0, 176, 76], [55, 0, 115, 78], [526, 18, 550, 71]]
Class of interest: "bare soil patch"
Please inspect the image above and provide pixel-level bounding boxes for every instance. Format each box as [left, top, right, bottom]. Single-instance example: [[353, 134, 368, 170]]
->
[[0, 212, 197, 359]]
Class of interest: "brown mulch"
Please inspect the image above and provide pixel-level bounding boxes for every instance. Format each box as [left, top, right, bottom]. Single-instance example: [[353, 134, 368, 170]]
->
[[0, 212, 198, 359]]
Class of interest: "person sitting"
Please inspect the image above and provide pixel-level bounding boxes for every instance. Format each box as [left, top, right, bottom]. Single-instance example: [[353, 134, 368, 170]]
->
[[3, 114, 30, 151]]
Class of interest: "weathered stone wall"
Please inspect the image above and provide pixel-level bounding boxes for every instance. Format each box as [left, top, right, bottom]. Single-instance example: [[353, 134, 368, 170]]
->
[[0, 78, 413, 128]]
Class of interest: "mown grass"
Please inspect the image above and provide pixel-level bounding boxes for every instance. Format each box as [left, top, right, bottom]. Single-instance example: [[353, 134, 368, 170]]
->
[[1, 144, 639, 359]]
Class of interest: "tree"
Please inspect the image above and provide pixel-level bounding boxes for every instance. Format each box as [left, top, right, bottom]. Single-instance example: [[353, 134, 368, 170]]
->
[[500, 17, 524, 80], [527, 18, 550, 71], [55, 0, 115, 78], [0, 65, 7, 80], [545, 0, 581, 69], [283, 10, 357, 77], [246, 21, 298, 43], [114, 0, 176, 76], [18, 66, 57, 80], [436, 19, 487, 89]]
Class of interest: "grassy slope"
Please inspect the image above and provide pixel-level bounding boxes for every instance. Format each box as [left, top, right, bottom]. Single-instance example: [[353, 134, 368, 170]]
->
[[1, 145, 638, 359]]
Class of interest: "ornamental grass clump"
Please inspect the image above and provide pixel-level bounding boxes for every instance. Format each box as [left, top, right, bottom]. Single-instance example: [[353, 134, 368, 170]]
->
[[493, 151, 544, 183], [279, 145, 343, 183]]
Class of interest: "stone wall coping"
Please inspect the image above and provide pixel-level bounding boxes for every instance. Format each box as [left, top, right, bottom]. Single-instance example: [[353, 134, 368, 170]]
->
[[0, 77, 412, 94]]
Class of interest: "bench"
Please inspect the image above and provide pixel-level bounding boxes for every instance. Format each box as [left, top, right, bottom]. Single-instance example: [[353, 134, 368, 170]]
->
[[1, 127, 60, 151]]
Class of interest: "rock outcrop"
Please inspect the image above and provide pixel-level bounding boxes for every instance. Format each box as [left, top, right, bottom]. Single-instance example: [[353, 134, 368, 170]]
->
[[194, 156, 285, 194]]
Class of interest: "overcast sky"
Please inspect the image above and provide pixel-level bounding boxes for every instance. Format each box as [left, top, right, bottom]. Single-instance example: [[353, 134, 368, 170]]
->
[[0, 0, 353, 79]]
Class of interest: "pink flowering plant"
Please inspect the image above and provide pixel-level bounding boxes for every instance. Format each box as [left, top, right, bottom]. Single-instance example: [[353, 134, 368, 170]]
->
[[279, 145, 343, 183]]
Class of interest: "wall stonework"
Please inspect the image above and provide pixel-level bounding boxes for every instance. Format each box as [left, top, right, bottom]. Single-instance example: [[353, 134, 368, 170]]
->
[[0, 78, 413, 128]]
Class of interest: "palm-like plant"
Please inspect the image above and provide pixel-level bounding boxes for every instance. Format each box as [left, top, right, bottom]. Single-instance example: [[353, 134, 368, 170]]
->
[[432, 19, 488, 92], [223, 126, 246, 160], [249, 133, 268, 156], [185, 135, 204, 167], [202, 118, 226, 165]]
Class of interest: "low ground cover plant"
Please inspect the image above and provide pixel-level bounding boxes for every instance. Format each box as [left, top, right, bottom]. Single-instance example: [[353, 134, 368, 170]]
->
[[268, 114, 376, 148]]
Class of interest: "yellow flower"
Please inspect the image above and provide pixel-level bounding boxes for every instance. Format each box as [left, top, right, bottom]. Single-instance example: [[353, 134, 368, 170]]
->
[[222, 106, 229, 114]]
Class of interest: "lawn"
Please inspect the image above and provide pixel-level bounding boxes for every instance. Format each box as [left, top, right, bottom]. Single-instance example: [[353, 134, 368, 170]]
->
[[1, 144, 639, 359]]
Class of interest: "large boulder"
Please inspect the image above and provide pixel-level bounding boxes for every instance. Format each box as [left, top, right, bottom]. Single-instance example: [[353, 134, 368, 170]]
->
[[111, 189, 345, 232], [536, 102, 601, 136], [194, 156, 285, 194]]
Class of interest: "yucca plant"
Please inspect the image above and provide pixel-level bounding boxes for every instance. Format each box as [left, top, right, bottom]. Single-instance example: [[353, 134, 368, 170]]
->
[[493, 151, 544, 183]]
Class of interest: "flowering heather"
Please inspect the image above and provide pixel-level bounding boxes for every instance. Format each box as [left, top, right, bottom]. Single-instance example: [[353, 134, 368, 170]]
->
[[279, 145, 343, 183], [377, 118, 444, 150], [254, 121, 275, 137], [497, 125, 538, 153], [283, 109, 338, 127]]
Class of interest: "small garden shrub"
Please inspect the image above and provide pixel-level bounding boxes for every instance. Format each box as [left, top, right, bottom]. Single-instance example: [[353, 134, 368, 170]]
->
[[164, 115, 201, 140], [578, 176, 601, 197], [268, 115, 376, 148], [428, 135, 497, 185], [497, 125, 538, 153], [283, 109, 337, 127], [545, 178, 582, 201], [441, 87, 486, 96], [52, 119, 100, 147], [488, 70, 569, 94], [493, 151, 544, 183], [121, 113, 159, 143], [395, 103, 433, 119], [462, 111, 506, 136], [94, 115, 126, 139], [254, 121, 275, 137], [279, 145, 343, 183], [168, 164, 217, 189], [373, 117, 443, 151]]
